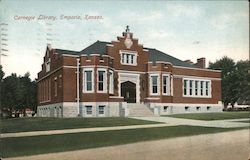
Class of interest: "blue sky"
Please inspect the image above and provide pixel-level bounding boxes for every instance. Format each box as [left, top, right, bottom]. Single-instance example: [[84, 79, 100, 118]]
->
[[0, 0, 249, 80]]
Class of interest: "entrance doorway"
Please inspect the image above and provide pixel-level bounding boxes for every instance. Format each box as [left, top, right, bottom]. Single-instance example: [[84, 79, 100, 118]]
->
[[121, 81, 136, 103]]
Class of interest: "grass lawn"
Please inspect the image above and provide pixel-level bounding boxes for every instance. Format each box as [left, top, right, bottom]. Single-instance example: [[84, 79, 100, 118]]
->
[[0, 125, 246, 158], [0, 117, 159, 133], [236, 120, 250, 123], [165, 111, 250, 120]]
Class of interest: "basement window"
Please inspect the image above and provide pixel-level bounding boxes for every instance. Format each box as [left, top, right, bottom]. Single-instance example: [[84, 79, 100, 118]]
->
[[196, 106, 201, 111], [185, 106, 190, 111], [86, 106, 92, 115], [98, 106, 105, 115], [164, 106, 168, 112]]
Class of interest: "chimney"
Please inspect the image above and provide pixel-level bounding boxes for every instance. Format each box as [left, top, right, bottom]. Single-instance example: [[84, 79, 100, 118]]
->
[[196, 57, 206, 68], [184, 59, 194, 64]]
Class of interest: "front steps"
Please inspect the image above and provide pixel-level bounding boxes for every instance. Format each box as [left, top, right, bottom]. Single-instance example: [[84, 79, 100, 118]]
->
[[127, 103, 155, 117]]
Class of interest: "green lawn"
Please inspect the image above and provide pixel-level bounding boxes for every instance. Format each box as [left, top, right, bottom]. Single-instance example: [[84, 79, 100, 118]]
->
[[236, 120, 250, 123], [0, 117, 158, 133], [0, 125, 245, 158], [165, 112, 250, 120]]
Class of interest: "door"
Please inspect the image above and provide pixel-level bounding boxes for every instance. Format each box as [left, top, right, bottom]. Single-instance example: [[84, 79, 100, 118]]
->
[[121, 81, 136, 103]]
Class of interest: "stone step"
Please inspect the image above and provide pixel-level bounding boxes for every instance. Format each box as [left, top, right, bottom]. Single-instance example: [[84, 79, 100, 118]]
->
[[127, 103, 155, 117]]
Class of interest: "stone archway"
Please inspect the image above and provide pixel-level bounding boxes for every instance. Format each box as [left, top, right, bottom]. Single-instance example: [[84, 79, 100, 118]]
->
[[118, 73, 140, 103], [121, 81, 136, 103]]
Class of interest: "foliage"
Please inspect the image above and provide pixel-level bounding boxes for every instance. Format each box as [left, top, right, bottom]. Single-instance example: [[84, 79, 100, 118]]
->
[[0, 70, 37, 116], [209, 57, 250, 107], [0, 65, 5, 109]]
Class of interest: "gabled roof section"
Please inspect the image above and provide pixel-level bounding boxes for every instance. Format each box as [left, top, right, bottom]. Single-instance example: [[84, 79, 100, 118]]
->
[[146, 48, 197, 68], [80, 40, 111, 55], [54, 40, 196, 68], [55, 49, 80, 55]]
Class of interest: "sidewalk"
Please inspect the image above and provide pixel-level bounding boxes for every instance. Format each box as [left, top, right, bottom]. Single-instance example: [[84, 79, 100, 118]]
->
[[1, 117, 249, 138], [0, 123, 173, 138], [132, 117, 250, 128], [5, 129, 250, 160]]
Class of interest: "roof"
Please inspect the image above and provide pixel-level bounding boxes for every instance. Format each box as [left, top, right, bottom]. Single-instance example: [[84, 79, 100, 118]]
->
[[55, 49, 80, 55], [55, 40, 196, 68], [80, 41, 111, 55], [146, 48, 196, 68]]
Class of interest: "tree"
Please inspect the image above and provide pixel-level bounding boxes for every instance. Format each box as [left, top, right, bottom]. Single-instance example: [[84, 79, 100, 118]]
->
[[234, 60, 250, 105], [209, 57, 250, 108], [0, 65, 4, 81], [0, 65, 5, 109], [1, 72, 37, 117], [1, 73, 20, 113]]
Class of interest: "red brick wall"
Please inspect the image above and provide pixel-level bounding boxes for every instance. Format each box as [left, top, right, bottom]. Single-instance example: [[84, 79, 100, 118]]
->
[[37, 33, 222, 106], [172, 77, 221, 104]]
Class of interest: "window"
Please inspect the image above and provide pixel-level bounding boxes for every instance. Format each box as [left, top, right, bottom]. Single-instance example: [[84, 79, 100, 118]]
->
[[200, 81, 204, 96], [205, 81, 209, 96], [98, 106, 105, 115], [54, 78, 57, 97], [164, 106, 168, 112], [59, 75, 62, 88], [189, 80, 193, 95], [86, 71, 92, 91], [207, 106, 211, 111], [120, 50, 137, 65], [150, 75, 159, 95], [98, 71, 105, 91], [45, 58, 51, 72], [183, 79, 211, 98], [196, 106, 201, 111], [109, 70, 114, 94], [131, 55, 134, 64], [121, 53, 125, 63], [126, 54, 129, 63], [86, 106, 92, 115], [184, 80, 188, 95], [97, 69, 107, 92], [185, 106, 190, 111], [83, 69, 94, 92], [195, 81, 198, 96], [163, 75, 168, 95]]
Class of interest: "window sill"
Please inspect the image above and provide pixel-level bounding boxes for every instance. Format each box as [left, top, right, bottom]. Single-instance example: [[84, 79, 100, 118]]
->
[[120, 63, 137, 66]]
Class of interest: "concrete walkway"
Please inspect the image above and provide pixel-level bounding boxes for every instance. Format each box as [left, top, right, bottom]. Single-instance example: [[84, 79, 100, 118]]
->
[[5, 129, 250, 160], [0, 123, 173, 138], [132, 117, 250, 128], [1, 117, 249, 138]]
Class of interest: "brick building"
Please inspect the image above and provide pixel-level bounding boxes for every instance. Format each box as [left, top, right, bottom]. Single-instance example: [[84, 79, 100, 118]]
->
[[37, 26, 222, 117]]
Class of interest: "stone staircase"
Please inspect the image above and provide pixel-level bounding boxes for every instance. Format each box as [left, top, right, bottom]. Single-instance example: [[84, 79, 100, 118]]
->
[[127, 103, 155, 117]]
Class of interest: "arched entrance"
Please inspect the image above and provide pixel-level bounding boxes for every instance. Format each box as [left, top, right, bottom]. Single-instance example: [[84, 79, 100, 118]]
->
[[121, 81, 136, 103]]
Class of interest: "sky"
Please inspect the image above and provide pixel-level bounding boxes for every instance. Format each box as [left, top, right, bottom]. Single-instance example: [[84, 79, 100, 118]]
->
[[0, 0, 249, 80]]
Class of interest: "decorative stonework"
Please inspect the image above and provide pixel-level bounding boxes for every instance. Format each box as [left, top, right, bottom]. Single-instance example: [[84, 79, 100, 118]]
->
[[124, 25, 133, 49]]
